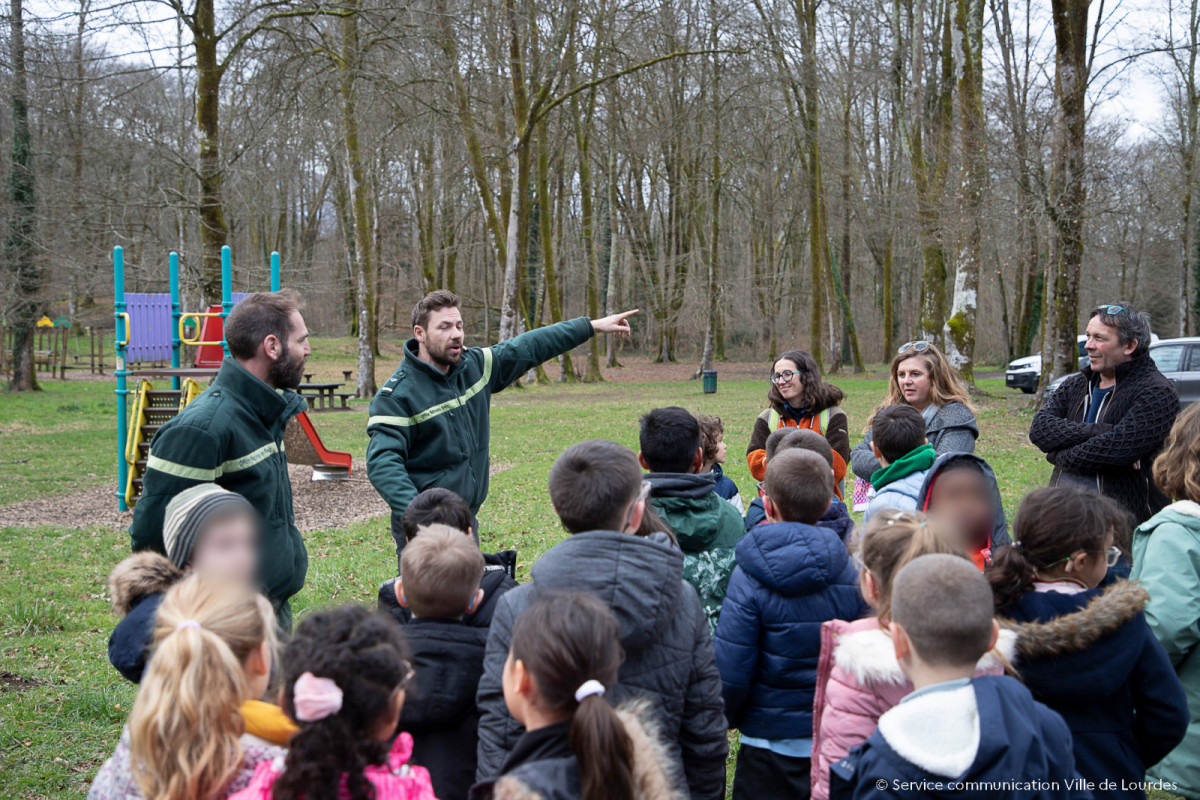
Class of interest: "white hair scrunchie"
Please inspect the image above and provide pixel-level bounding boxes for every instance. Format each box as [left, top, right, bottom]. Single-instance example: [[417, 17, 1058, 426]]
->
[[574, 679, 606, 703]]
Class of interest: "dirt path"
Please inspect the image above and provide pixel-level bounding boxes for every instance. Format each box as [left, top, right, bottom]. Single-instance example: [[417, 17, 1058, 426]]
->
[[0, 460, 515, 533], [0, 461, 389, 532]]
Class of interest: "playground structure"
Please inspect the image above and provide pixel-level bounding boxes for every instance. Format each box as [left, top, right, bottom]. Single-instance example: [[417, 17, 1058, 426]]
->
[[113, 245, 352, 511]]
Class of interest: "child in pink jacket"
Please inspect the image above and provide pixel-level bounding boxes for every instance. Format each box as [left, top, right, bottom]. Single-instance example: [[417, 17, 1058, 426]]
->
[[230, 605, 436, 800], [810, 510, 1016, 800]]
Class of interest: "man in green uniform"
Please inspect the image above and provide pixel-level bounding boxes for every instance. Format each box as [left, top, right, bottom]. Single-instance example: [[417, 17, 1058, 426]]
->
[[367, 290, 636, 559], [129, 290, 311, 630]]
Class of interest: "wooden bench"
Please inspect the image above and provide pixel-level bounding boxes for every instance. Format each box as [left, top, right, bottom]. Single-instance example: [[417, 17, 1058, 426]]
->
[[334, 392, 355, 410]]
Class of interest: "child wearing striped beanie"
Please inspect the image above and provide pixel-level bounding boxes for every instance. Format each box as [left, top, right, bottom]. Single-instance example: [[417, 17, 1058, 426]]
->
[[106, 484, 296, 747], [108, 484, 259, 683]]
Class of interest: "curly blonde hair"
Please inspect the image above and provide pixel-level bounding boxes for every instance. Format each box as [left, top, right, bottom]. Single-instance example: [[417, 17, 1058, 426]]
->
[[1154, 403, 1200, 502], [866, 343, 974, 429], [129, 575, 275, 800]]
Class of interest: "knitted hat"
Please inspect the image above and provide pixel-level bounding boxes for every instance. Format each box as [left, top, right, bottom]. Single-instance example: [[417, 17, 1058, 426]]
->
[[162, 484, 256, 568]]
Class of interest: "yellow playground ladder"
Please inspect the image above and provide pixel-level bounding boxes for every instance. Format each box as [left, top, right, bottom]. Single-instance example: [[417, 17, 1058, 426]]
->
[[123, 378, 202, 507]]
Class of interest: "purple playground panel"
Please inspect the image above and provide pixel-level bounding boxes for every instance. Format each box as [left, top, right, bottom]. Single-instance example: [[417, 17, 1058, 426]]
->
[[123, 291, 252, 364], [125, 293, 170, 363]]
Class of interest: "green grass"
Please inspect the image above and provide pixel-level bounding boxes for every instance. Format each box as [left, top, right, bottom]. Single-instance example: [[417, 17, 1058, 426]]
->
[[0, 344, 1173, 798]]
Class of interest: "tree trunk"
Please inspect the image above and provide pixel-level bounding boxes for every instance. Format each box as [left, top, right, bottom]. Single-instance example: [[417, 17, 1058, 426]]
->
[[798, 0, 827, 370], [698, 21, 721, 376], [1039, 0, 1091, 400], [944, 0, 986, 383], [338, 3, 376, 397], [604, 140, 622, 368], [538, 119, 575, 381], [898, 0, 955, 344], [5, 0, 39, 391], [194, 0, 229, 302]]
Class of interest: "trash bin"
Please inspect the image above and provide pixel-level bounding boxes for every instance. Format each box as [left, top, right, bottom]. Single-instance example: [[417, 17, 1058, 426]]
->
[[702, 370, 718, 394]]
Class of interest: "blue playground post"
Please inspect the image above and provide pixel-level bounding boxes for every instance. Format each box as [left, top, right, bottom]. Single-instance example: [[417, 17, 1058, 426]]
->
[[114, 246, 130, 511], [169, 252, 181, 391], [221, 245, 233, 357], [270, 251, 280, 292]]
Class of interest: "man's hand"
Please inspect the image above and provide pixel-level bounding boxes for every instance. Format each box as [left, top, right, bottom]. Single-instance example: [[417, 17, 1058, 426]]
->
[[591, 309, 639, 338]]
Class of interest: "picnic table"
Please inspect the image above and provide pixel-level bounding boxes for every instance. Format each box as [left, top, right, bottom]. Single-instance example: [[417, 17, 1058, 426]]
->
[[298, 381, 354, 412]]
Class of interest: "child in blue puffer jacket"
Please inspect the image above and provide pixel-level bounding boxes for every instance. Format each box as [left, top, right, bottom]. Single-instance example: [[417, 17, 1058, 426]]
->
[[715, 449, 868, 800]]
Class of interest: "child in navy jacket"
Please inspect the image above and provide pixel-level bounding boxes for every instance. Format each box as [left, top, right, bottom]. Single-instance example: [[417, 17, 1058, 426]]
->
[[744, 429, 854, 543], [831, 555, 1090, 800], [987, 486, 1187, 800], [715, 449, 867, 799]]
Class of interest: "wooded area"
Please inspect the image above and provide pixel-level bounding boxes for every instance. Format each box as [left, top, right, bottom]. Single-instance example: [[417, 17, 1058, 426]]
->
[[2, 0, 1197, 392]]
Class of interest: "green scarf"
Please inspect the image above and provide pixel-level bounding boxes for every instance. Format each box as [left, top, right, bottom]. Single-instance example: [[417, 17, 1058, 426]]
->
[[871, 443, 937, 489]]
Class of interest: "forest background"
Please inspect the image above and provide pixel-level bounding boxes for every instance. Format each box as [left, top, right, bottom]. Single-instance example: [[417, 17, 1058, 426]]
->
[[2, 0, 1197, 394]]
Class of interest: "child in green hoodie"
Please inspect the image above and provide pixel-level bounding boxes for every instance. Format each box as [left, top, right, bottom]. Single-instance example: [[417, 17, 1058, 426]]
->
[[639, 406, 747, 634], [863, 405, 936, 524]]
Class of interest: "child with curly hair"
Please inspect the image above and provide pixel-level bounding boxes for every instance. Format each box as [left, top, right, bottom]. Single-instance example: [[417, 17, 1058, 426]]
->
[[230, 605, 436, 800]]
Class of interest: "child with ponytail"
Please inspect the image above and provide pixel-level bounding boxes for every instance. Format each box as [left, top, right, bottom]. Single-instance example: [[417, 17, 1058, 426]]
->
[[89, 575, 281, 800], [810, 510, 1016, 800], [987, 485, 1187, 799], [229, 605, 436, 800], [470, 591, 682, 800]]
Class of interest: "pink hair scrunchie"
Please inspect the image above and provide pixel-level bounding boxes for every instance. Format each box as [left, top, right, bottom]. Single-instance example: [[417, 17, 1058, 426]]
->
[[293, 672, 344, 722]]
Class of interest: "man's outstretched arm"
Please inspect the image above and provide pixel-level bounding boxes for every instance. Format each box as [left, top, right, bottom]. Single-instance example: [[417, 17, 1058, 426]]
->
[[487, 310, 639, 389]]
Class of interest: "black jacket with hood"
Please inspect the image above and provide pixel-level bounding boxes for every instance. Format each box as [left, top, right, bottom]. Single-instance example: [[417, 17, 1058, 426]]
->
[[400, 617, 490, 800], [1029, 351, 1179, 524], [106, 552, 181, 683], [475, 530, 728, 800], [468, 704, 685, 800]]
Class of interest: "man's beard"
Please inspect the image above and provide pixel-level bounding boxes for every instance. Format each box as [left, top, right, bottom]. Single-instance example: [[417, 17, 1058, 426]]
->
[[427, 339, 463, 370], [269, 342, 307, 390]]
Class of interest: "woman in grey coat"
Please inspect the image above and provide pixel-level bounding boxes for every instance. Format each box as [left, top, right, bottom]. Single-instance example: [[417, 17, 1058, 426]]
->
[[851, 342, 979, 481]]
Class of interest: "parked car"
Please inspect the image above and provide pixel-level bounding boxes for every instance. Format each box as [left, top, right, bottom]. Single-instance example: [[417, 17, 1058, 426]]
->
[[1006, 336, 1087, 393], [1044, 337, 1196, 405]]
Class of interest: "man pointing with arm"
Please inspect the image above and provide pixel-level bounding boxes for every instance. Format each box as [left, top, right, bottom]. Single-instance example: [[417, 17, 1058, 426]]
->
[[367, 290, 637, 564]]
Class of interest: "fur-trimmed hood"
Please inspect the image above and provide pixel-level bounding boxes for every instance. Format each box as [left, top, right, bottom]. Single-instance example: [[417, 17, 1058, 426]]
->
[[834, 624, 1017, 688], [107, 551, 182, 615], [1000, 579, 1149, 699], [1001, 579, 1147, 660], [486, 703, 685, 800]]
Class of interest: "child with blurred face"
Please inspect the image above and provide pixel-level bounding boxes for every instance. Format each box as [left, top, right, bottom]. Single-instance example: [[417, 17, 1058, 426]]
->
[[107, 484, 261, 685], [924, 462, 994, 555]]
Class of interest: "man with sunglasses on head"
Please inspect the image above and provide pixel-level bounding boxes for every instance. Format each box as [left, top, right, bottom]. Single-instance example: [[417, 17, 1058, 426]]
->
[[1030, 302, 1180, 525]]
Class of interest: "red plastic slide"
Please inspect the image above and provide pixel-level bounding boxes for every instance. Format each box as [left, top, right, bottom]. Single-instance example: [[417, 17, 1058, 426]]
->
[[293, 411, 352, 478]]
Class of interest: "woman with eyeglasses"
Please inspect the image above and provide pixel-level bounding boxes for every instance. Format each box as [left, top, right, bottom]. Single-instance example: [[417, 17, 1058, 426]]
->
[[746, 350, 850, 498], [1130, 402, 1200, 799], [986, 485, 1188, 800], [849, 340, 978, 482]]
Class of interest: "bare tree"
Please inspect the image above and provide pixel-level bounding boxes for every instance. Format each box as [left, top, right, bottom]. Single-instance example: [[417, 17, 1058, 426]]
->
[[5, 0, 40, 391]]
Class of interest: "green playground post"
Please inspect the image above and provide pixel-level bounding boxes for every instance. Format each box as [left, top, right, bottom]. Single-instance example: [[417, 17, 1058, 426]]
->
[[221, 246, 233, 357], [169, 251, 181, 391], [270, 251, 280, 292], [114, 246, 130, 511]]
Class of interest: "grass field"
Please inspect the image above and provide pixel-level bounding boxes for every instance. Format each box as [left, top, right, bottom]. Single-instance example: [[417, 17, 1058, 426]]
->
[[0, 339, 1179, 799]]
